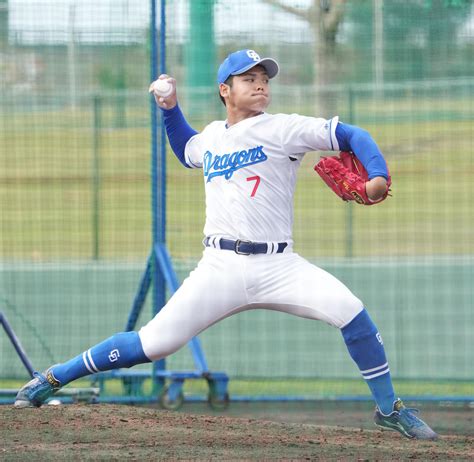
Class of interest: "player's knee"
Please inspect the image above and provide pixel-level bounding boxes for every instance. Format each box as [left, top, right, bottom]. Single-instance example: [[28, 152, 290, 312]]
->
[[341, 308, 378, 344], [340, 308, 388, 370], [331, 294, 364, 329], [138, 325, 186, 361]]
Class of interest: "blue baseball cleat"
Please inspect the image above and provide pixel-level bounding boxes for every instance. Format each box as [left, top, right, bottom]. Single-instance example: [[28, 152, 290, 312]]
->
[[14, 368, 61, 408], [374, 399, 438, 440]]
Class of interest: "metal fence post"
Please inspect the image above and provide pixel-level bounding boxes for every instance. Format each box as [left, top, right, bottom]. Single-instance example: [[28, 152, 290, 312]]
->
[[92, 95, 102, 260], [345, 87, 355, 258]]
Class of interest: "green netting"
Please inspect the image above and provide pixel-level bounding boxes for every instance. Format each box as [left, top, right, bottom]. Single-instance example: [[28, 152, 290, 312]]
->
[[1, 1, 473, 393]]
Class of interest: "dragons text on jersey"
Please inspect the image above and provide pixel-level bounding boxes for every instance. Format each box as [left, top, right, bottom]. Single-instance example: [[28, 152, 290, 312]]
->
[[203, 146, 268, 182]]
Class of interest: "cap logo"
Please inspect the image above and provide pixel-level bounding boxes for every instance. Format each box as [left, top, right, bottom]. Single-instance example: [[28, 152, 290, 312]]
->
[[246, 50, 260, 62]]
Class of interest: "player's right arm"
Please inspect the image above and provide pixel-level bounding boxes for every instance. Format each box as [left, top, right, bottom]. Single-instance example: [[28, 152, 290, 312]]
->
[[162, 105, 198, 168], [150, 74, 198, 168]]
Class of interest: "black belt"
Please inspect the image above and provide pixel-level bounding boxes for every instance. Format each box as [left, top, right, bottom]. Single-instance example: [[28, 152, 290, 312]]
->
[[204, 237, 288, 255]]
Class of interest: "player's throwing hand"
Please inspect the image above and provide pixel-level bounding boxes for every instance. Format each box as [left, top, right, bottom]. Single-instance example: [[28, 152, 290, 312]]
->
[[149, 74, 177, 109]]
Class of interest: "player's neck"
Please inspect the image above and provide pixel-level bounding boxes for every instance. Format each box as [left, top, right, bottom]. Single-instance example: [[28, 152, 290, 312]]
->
[[225, 109, 264, 127]]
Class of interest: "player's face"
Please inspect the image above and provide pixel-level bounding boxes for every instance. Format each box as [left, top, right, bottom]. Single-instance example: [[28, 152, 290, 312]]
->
[[221, 66, 271, 115]]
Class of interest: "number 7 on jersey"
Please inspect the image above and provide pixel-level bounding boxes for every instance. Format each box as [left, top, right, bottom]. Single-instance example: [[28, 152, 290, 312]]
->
[[246, 175, 261, 198]]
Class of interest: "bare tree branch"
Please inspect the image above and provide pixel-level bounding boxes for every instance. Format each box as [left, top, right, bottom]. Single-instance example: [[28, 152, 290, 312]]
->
[[322, 0, 347, 42], [260, 0, 347, 42], [260, 0, 307, 21], [259, 0, 348, 113]]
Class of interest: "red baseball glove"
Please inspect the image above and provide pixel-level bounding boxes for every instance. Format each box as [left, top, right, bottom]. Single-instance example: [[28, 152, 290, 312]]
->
[[314, 151, 391, 205]]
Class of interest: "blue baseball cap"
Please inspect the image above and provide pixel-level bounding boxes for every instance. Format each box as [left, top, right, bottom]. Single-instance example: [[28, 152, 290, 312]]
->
[[217, 49, 279, 84]]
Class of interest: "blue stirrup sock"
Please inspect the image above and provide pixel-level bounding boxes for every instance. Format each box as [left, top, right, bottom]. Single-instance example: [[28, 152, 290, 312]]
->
[[50, 331, 151, 386], [341, 309, 396, 415]]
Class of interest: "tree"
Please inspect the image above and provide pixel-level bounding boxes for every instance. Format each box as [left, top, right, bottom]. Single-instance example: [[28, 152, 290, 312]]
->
[[261, 0, 348, 115]]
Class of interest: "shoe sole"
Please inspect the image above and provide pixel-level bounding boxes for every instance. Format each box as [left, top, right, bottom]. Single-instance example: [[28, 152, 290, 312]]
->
[[375, 421, 414, 439], [14, 399, 35, 408], [375, 422, 438, 440]]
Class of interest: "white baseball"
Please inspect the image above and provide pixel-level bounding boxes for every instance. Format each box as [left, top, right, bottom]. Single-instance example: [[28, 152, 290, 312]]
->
[[48, 399, 62, 406], [152, 79, 173, 98]]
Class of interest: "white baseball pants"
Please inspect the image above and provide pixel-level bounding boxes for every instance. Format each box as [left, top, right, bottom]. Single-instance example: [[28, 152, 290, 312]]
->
[[138, 247, 364, 361]]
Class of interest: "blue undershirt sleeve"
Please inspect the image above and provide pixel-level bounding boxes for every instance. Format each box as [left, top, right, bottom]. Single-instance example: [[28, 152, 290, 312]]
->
[[335, 122, 389, 180], [161, 104, 198, 168]]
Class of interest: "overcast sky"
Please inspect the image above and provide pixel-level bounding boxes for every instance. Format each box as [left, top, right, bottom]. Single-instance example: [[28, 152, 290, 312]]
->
[[7, 0, 472, 45], [7, 0, 319, 45]]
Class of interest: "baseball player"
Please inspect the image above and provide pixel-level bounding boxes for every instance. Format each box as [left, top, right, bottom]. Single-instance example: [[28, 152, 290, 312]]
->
[[16, 50, 436, 440]]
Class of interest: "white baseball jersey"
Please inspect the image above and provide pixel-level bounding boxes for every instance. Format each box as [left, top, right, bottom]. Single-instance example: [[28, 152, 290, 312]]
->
[[184, 113, 340, 243]]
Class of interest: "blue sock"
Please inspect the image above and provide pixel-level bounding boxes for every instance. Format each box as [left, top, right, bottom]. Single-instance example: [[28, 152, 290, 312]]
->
[[51, 331, 151, 386], [341, 309, 396, 415]]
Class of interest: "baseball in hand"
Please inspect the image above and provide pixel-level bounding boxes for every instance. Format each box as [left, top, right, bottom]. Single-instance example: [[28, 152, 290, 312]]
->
[[150, 79, 173, 98]]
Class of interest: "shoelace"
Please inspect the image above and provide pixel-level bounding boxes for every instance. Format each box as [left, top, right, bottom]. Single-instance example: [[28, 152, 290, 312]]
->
[[30, 372, 47, 388], [399, 407, 424, 428]]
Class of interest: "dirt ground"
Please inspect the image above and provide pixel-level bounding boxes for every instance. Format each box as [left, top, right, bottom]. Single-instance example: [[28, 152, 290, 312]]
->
[[1, 403, 473, 460], [175, 400, 474, 436]]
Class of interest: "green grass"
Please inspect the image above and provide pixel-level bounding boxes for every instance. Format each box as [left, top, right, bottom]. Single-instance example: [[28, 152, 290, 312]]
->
[[1, 106, 473, 260], [1, 378, 473, 399]]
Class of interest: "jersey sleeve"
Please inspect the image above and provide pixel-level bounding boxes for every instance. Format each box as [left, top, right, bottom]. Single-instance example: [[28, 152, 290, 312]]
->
[[184, 121, 224, 168], [279, 114, 340, 155], [184, 133, 204, 168]]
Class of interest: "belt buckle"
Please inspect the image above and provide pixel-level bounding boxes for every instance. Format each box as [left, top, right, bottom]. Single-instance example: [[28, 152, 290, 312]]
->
[[234, 239, 252, 255]]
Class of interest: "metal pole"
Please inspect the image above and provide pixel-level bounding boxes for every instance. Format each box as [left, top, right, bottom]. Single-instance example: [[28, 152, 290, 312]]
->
[[345, 204, 354, 258], [159, 0, 167, 244], [185, 0, 216, 116], [92, 95, 101, 260], [67, 2, 77, 109], [345, 88, 355, 258], [373, 0, 384, 98], [0, 312, 35, 378], [150, 0, 166, 391]]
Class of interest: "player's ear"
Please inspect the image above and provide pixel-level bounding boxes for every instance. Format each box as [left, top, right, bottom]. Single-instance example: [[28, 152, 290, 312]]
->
[[219, 83, 230, 100]]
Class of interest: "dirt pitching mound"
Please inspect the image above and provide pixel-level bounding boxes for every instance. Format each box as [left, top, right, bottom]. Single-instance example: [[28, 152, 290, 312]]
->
[[1, 404, 472, 460]]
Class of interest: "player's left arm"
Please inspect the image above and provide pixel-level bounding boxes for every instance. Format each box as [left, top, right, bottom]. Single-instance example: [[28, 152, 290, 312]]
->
[[335, 122, 389, 202]]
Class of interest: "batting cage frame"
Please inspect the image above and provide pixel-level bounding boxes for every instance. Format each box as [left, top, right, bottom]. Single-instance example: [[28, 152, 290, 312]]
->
[[90, 0, 229, 410]]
